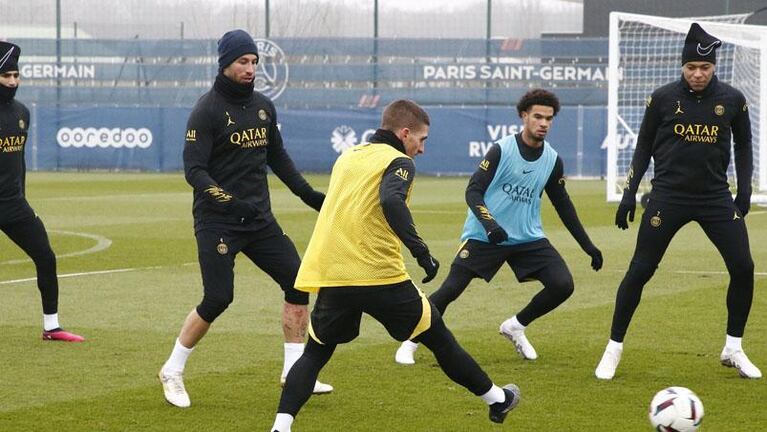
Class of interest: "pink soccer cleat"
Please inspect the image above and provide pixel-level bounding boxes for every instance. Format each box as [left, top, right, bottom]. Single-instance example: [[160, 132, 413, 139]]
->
[[42, 328, 85, 342]]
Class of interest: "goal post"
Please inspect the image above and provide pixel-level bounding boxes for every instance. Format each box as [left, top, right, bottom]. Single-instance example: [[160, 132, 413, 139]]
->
[[606, 12, 767, 203]]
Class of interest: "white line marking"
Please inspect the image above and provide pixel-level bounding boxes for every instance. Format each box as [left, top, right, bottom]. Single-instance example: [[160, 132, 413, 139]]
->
[[0, 264, 191, 285], [675, 270, 767, 276], [1, 268, 137, 285], [1, 230, 112, 265]]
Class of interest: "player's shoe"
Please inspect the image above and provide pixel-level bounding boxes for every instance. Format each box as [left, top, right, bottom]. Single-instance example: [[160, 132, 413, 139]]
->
[[395, 340, 419, 365], [280, 377, 334, 394], [720, 347, 762, 379], [158, 369, 191, 408], [41, 328, 85, 342], [595, 345, 622, 380], [488, 383, 521, 424], [499, 319, 538, 360]]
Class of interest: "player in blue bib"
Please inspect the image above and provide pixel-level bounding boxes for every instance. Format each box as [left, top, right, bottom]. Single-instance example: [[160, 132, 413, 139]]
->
[[396, 89, 602, 364]]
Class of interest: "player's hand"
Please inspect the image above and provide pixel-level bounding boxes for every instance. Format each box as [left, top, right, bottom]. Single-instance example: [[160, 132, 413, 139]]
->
[[416, 254, 440, 284], [586, 246, 603, 271], [229, 198, 257, 223], [615, 192, 636, 230], [487, 226, 509, 244], [301, 189, 325, 212], [734, 194, 750, 217]]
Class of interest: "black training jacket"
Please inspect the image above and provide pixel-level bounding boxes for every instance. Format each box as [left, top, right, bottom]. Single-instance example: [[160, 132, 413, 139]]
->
[[625, 75, 752, 205], [183, 76, 314, 232], [0, 97, 33, 224]]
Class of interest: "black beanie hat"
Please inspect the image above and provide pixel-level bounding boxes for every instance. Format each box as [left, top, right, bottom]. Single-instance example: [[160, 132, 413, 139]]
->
[[0, 41, 20, 73], [681, 23, 721, 65], [217, 29, 259, 71]]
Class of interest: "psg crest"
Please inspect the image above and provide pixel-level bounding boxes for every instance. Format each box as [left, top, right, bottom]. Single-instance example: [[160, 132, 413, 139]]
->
[[253, 39, 289, 101], [217, 241, 229, 255]]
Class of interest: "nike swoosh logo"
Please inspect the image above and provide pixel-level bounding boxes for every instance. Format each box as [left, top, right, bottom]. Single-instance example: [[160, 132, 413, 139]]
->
[[697, 41, 720, 56], [522, 170, 533, 174]]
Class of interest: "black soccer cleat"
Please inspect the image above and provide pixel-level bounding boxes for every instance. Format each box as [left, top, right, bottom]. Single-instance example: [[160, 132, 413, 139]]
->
[[488, 384, 521, 424]]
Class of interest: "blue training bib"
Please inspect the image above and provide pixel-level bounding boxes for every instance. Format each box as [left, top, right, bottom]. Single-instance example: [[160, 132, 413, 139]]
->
[[461, 135, 557, 245]]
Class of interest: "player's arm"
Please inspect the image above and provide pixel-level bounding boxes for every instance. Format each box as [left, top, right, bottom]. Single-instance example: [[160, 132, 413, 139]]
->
[[616, 92, 661, 229], [265, 101, 325, 212], [732, 93, 753, 216], [545, 157, 602, 271], [465, 143, 507, 244], [21, 106, 29, 197], [625, 93, 661, 195], [379, 157, 439, 283], [183, 108, 251, 216]]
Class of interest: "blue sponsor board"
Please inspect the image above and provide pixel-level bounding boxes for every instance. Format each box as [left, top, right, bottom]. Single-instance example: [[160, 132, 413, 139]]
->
[[27, 106, 608, 177]]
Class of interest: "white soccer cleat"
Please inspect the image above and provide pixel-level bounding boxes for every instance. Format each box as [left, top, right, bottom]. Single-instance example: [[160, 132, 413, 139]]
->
[[595, 346, 622, 380], [395, 340, 419, 365], [499, 319, 538, 360], [720, 347, 762, 379], [280, 377, 334, 394], [312, 380, 334, 394], [158, 369, 191, 408]]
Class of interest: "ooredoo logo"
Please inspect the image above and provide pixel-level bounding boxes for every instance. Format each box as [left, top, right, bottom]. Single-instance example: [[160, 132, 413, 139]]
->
[[57, 127, 153, 149]]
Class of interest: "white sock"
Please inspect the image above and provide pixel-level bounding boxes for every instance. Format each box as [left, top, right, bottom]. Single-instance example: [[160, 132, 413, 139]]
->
[[401, 340, 419, 351], [480, 384, 506, 405], [162, 338, 194, 374], [271, 413, 294, 432], [607, 339, 623, 352], [282, 343, 305, 378], [43, 313, 60, 331], [509, 315, 525, 330], [725, 335, 742, 352]]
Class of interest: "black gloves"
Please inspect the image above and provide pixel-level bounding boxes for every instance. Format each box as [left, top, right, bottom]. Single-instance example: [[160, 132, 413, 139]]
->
[[585, 246, 603, 271], [487, 225, 509, 245], [734, 194, 750, 217], [416, 254, 440, 284], [615, 191, 636, 230], [301, 189, 325, 212], [229, 198, 256, 223]]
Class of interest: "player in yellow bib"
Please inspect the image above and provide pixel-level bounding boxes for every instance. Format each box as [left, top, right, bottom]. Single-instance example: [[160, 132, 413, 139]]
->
[[270, 100, 520, 432], [295, 142, 413, 290]]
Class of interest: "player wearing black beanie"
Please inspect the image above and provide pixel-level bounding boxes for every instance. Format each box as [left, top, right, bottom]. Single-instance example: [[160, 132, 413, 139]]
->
[[0, 41, 85, 343], [596, 22, 758, 380], [158, 29, 333, 409]]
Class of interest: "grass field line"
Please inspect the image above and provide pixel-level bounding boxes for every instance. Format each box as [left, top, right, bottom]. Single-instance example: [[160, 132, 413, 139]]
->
[[0, 266, 163, 285], [36, 192, 188, 201], [2, 262, 764, 287], [1, 229, 112, 265]]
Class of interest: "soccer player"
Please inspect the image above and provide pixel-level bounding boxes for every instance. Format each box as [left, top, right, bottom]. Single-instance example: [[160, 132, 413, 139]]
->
[[158, 29, 332, 408], [595, 23, 759, 380], [0, 42, 84, 343], [395, 89, 602, 365], [269, 100, 520, 432]]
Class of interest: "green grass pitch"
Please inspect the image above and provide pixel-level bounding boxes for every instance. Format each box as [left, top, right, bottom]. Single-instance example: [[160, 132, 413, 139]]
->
[[1, 172, 765, 431]]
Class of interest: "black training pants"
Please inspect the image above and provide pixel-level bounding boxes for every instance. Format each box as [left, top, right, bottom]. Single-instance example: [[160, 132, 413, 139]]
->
[[610, 199, 753, 342], [1, 215, 59, 314]]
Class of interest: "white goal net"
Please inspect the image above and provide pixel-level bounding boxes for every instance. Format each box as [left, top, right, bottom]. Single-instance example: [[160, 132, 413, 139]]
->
[[606, 12, 767, 203]]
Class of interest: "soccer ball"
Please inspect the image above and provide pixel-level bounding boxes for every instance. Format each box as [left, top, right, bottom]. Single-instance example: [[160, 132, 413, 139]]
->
[[648, 387, 704, 432]]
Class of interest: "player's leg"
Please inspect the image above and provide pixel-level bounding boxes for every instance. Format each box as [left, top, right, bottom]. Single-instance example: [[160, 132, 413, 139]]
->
[[1, 215, 83, 342], [395, 264, 476, 364], [396, 240, 501, 365], [159, 230, 237, 408], [272, 339, 336, 432], [596, 200, 687, 379], [241, 224, 333, 393], [500, 243, 572, 360], [372, 282, 520, 424], [272, 287, 361, 431], [699, 208, 760, 378]]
